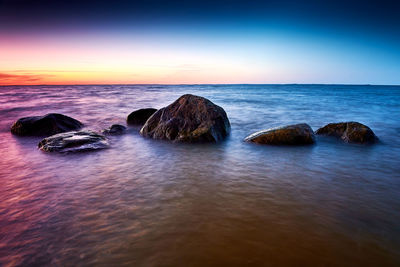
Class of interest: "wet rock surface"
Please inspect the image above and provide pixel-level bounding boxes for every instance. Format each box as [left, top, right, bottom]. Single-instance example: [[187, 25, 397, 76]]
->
[[127, 108, 157, 125], [140, 94, 230, 142], [11, 113, 82, 136], [38, 131, 109, 152], [102, 124, 126, 135], [316, 122, 378, 144], [244, 123, 315, 145]]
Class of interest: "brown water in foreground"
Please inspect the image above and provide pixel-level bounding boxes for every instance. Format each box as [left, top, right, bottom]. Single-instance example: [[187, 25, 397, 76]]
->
[[0, 84, 399, 266]]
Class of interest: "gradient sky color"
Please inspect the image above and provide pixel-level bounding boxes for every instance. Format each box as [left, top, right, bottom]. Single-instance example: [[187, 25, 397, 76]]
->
[[1, 0, 400, 85]]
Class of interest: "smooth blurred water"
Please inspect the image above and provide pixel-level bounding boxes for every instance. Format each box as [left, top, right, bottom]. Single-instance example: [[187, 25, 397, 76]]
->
[[0, 84, 399, 266]]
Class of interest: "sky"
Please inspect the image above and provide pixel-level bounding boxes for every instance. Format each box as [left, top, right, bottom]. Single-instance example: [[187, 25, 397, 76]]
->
[[0, 0, 400, 85]]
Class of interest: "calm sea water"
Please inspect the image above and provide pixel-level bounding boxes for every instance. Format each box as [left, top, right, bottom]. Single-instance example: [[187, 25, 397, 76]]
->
[[0, 84, 399, 266]]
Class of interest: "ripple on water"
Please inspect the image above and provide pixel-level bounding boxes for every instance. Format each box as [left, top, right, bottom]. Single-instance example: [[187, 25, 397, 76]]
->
[[0, 84, 400, 266]]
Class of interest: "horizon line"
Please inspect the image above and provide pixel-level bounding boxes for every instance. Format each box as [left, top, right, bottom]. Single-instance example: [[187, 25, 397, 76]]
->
[[1, 83, 400, 87]]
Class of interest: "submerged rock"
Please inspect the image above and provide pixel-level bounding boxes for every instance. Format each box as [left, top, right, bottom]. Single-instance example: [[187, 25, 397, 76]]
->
[[38, 131, 109, 152], [127, 108, 157, 125], [11, 113, 82, 136], [140, 94, 230, 142], [316, 122, 378, 144], [102, 124, 126, 135], [244, 123, 315, 145]]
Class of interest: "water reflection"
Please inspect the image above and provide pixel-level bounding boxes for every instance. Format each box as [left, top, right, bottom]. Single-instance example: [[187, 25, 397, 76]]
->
[[0, 85, 400, 266]]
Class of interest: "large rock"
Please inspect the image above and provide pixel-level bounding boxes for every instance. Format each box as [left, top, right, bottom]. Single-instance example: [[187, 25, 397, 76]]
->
[[127, 108, 157, 125], [316, 122, 378, 144], [38, 131, 109, 152], [244, 123, 315, 145], [140, 94, 230, 142], [102, 124, 126, 135], [11, 113, 82, 136]]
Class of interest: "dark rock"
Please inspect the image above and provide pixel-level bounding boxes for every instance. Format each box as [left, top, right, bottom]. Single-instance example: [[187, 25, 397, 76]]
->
[[102, 124, 126, 135], [140, 94, 230, 142], [244, 123, 315, 145], [127, 108, 157, 125], [11, 113, 82, 136], [38, 131, 109, 152], [316, 122, 378, 144]]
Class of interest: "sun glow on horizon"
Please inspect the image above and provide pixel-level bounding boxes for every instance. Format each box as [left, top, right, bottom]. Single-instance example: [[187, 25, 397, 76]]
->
[[0, 33, 258, 85]]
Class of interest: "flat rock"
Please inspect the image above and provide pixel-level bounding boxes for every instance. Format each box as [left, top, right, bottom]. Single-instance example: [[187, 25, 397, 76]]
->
[[316, 122, 378, 144], [244, 123, 315, 145], [38, 131, 109, 152], [11, 113, 82, 136], [127, 108, 157, 125], [140, 94, 230, 142], [102, 124, 126, 135]]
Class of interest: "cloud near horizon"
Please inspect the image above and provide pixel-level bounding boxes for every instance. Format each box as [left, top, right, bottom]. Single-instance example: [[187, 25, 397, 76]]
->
[[0, 72, 55, 85]]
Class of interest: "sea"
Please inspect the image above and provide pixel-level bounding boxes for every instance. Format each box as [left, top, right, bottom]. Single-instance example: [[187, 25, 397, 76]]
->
[[0, 84, 399, 266]]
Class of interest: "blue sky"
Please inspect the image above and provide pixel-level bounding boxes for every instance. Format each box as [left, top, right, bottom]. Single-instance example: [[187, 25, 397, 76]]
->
[[0, 0, 399, 85]]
